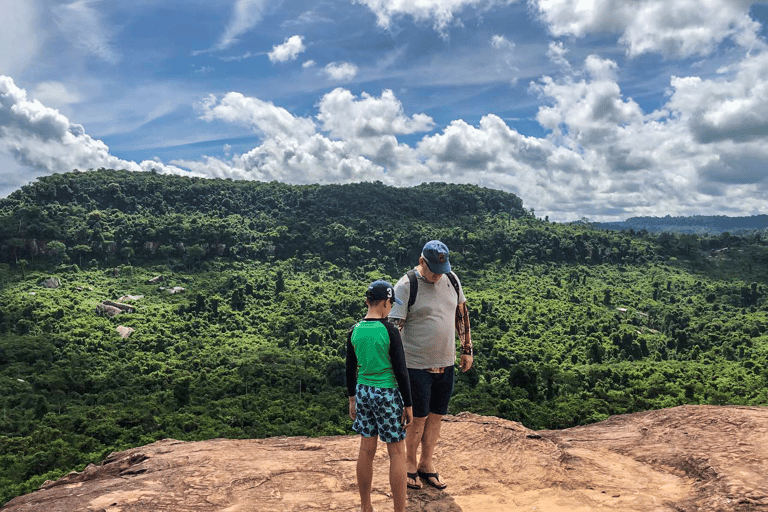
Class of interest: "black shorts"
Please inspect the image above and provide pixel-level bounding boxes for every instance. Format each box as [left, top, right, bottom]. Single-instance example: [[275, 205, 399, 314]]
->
[[408, 366, 454, 418]]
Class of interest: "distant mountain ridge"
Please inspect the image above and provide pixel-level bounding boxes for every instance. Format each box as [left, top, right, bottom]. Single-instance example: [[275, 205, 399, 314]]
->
[[590, 214, 768, 234]]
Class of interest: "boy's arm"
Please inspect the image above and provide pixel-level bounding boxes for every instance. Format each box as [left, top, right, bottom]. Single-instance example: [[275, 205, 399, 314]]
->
[[345, 329, 358, 398], [346, 329, 358, 420], [387, 322, 412, 408]]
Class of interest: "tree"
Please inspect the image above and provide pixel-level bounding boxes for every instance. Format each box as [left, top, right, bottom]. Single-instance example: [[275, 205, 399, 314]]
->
[[119, 246, 134, 263], [0, 263, 10, 285], [17, 259, 27, 278], [70, 244, 92, 268], [185, 245, 206, 269], [47, 241, 66, 265]]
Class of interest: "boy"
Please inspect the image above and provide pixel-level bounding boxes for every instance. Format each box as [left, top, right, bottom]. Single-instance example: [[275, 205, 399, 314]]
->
[[346, 280, 413, 512]]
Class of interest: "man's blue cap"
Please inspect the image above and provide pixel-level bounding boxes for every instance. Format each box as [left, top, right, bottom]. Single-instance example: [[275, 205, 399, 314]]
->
[[422, 240, 451, 274], [366, 280, 403, 304]]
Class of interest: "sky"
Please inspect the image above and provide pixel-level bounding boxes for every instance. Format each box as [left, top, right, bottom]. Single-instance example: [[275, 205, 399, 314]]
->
[[1, 0, 768, 222]]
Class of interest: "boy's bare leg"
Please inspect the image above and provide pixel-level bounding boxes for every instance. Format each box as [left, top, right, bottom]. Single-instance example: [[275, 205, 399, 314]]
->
[[357, 436, 378, 512], [405, 416, 427, 487], [386, 439, 407, 512]]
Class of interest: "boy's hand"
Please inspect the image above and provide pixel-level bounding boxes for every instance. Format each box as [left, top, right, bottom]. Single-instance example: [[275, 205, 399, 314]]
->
[[402, 406, 413, 429], [348, 397, 356, 420], [460, 354, 473, 372]]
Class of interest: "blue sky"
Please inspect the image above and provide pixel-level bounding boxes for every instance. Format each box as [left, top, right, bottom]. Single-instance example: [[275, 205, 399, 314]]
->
[[2, 0, 768, 221]]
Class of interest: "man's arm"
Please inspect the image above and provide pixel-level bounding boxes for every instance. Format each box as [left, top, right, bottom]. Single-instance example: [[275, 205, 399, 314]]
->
[[456, 301, 473, 372]]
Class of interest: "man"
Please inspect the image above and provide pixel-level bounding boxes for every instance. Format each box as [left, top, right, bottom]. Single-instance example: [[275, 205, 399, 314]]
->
[[389, 240, 473, 490]]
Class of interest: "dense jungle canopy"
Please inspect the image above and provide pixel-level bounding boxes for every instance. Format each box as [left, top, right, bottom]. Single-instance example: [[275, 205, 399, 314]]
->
[[1, 169, 767, 504]]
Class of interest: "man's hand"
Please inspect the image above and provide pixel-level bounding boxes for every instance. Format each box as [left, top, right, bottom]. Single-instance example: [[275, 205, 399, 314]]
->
[[460, 354, 473, 372], [402, 406, 413, 429], [348, 397, 356, 420]]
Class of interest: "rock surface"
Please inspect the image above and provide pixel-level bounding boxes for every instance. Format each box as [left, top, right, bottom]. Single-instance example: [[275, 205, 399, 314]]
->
[[3, 405, 767, 512]]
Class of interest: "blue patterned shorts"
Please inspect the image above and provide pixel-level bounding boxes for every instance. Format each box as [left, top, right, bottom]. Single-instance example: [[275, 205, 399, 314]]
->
[[352, 384, 406, 443]]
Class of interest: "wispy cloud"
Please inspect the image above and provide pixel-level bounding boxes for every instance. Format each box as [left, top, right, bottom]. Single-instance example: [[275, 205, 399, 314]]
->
[[31, 82, 81, 109], [0, 0, 41, 76], [220, 52, 256, 62], [491, 34, 514, 50], [214, 0, 270, 51], [52, 0, 120, 64], [354, 0, 515, 34]]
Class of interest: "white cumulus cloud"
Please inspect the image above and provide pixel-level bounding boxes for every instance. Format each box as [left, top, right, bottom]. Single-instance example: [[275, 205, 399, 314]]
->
[[268, 35, 306, 63], [196, 92, 317, 139], [533, 0, 763, 57], [192, 87, 430, 183], [317, 88, 435, 139], [0, 75, 196, 193], [529, 51, 768, 218], [324, 62, 358, 81], [666, 52, 768, 144]]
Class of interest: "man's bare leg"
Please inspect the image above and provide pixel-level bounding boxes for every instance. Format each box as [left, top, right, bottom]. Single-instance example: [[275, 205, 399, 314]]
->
[[417, 413, 446, 488], [405, 415, 427, 488]]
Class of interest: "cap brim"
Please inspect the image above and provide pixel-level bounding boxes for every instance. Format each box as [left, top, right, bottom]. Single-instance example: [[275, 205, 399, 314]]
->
[[427, 261, 451, 274], [393, 297, 403, 305]]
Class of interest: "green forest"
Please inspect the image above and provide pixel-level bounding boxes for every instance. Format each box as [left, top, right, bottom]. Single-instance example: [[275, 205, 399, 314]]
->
[[1, 169, 767, 504]]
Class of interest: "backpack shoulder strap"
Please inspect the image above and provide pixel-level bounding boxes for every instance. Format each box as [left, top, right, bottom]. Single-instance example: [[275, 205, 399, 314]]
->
[[406, 270, 418, 311], [446, 272, 460, 298], [407, 270, 460, 311]]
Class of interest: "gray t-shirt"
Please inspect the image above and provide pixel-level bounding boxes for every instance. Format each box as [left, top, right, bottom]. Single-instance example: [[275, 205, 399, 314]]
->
[[389, 269, 466, 369]]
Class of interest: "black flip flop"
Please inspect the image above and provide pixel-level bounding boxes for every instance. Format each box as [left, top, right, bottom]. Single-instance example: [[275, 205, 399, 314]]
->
[[407, 472, 421, 489], [417, 470, 447, 490]]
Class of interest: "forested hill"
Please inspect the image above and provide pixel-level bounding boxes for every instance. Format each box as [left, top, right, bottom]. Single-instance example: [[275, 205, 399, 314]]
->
[[1, 169, 762, 271], [0, 169, 527, 269], [591, 214, 768, 234], [2, 168, 525, 224]]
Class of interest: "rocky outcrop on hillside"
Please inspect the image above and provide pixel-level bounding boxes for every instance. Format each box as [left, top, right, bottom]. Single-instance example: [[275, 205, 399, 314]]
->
[[2, 405, 766, 512]]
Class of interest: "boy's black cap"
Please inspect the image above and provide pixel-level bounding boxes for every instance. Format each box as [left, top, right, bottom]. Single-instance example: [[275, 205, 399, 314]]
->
[[366, 280, 403, 304]]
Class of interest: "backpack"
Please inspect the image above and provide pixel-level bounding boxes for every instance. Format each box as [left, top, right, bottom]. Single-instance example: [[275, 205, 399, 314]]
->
[[406, 269, 460, 311]]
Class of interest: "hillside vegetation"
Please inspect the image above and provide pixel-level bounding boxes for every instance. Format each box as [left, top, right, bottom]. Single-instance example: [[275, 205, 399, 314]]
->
[[1, 169, 767, 504]]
